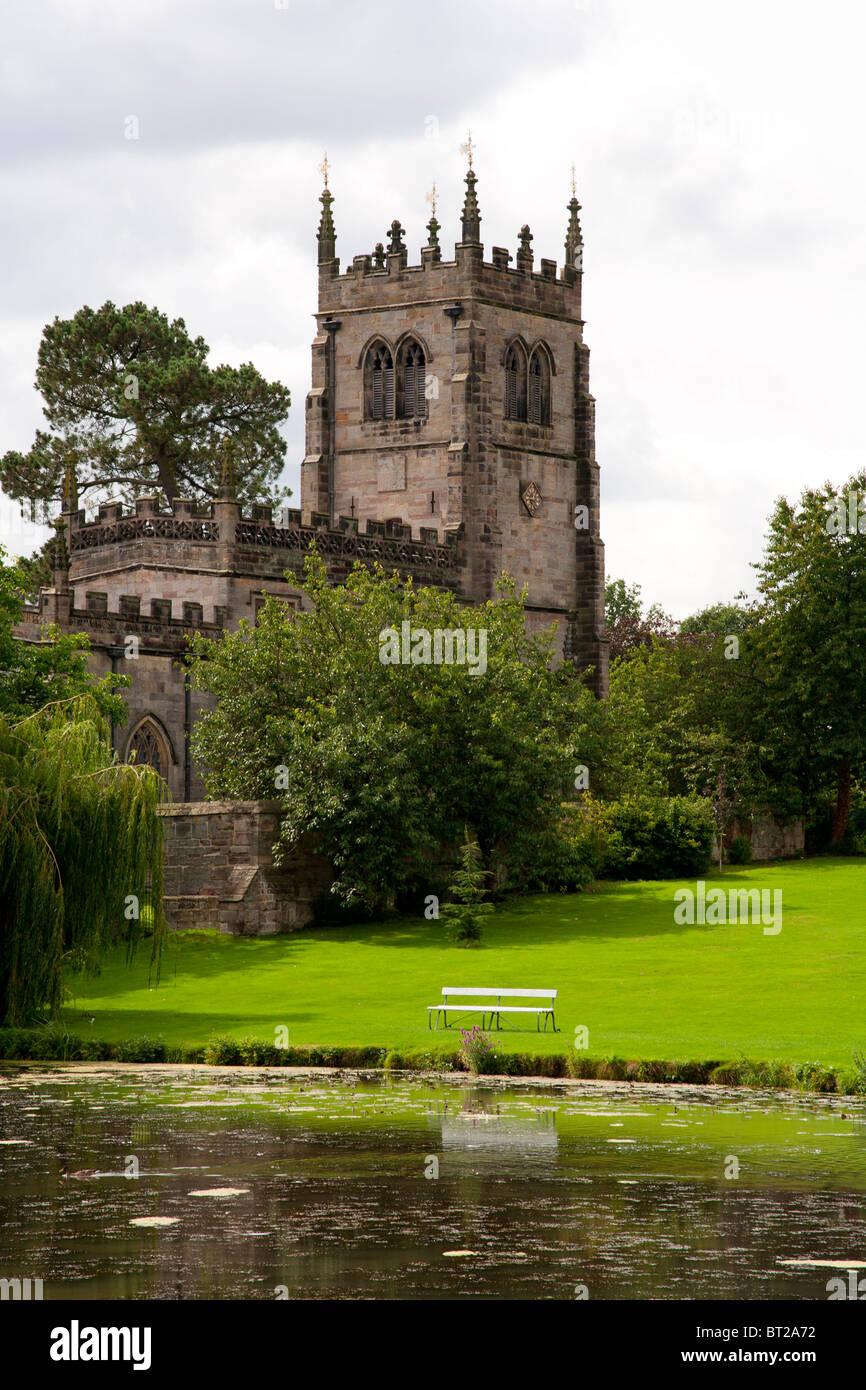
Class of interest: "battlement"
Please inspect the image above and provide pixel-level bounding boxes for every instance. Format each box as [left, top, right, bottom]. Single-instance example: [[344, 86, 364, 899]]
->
[[19, 593, 226, 647], [318, 239, 582, 323], [66, 495, 219, 550], [63, 494, 459, 573], [316, 166, 584, 322]]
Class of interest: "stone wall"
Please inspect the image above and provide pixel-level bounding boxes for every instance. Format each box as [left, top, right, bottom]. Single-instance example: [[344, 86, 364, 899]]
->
[[722, 814, 806, 862], [158, 801, 332, 934]]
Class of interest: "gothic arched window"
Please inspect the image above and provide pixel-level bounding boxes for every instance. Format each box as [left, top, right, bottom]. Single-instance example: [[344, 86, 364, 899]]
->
[[364, 342, 395, 420], [397, 340, 427, 419], [505, 343, 527, 421], [528, 346, 552, 426], [127, 717, 172, 781]]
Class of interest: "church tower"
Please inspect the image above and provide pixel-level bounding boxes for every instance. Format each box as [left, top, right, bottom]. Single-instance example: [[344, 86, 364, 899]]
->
[[302, 155, 608, 694]]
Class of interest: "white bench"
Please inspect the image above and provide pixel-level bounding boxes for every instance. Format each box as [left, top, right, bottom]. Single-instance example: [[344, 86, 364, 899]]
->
[[427, 987, 558, 1033]]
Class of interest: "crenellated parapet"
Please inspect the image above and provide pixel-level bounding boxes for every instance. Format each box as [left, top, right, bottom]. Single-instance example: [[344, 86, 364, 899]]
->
[[61, 492, 460, 581], [18, 591, 226, 651]]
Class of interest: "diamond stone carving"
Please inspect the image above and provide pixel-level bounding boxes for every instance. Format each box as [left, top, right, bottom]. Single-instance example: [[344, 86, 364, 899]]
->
[[521, 481, 543, 517]]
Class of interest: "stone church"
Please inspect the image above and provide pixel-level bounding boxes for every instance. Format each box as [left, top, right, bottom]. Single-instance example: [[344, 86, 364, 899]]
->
[[16, 166, 608, 805]]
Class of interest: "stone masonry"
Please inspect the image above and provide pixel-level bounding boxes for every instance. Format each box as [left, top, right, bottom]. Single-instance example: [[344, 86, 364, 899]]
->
[[158, 801, 332, 933]]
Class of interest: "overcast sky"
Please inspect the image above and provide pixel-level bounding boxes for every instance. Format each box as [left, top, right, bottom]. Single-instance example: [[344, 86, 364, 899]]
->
[[2, 0, 864, 620]]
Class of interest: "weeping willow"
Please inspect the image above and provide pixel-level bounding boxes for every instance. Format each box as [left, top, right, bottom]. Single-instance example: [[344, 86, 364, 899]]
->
[[0, 694, 165, 1026]]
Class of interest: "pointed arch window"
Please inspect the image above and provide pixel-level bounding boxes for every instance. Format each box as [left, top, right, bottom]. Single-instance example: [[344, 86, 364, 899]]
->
[[365, 343, 394, 420], [505, 344, 526, 421], [528, 347, 551, 426], [127, 717, 172, 781], [397, 340, 427, 419]]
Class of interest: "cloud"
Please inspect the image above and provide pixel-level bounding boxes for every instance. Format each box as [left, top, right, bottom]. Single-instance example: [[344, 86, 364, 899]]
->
[[2, 0, 866, 624]]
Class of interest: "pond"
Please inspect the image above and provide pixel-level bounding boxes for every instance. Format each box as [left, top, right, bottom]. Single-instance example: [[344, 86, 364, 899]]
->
[[1, 1066, 865, 1300]]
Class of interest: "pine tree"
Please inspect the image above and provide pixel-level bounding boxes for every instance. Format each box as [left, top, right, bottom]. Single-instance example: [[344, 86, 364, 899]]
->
[[440, 829, 494, 947]]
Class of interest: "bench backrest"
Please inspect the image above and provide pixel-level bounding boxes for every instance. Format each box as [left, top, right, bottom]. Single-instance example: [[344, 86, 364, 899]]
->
[[441, 987, 557, 1000]]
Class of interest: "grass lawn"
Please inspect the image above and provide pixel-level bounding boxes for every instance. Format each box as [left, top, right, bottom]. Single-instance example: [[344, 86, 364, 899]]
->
[[60, 858, 866, 1068]]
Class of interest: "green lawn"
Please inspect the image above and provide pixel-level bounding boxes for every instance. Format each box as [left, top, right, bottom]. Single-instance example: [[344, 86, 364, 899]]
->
[[61, 859, 866, 1067]]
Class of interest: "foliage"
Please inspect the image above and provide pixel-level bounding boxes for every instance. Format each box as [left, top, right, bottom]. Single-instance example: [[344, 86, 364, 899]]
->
[[203, 1034, 243, 1065], [2, 1026, 863, 1091], [10, 539, 52, 604], [564, 795, 714, 879], [750, 473, 866, 843], [189, 551, 601, 912], [727, 834, 754, 865], [0, 695, 165, 1026], [847, 1050, 866, 1095], [792, 1060, 839, 1093], [114, 1035, 167, 1063], [0, 301, 291, 513], [459, 1026, 498, 1074], [440, 831, 494, 945], [498, 807, 597, 893], [604, 577, 676, 662], [0, 543, 127, 722], [603, 620, 785, 817]]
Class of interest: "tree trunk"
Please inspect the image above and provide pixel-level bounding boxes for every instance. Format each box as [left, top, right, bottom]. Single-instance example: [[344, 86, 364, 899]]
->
[[152, 445, 177, 504], [830, 760, 852, 845]]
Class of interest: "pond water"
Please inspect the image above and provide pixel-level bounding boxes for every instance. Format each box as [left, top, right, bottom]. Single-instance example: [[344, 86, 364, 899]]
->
[[1, 1066, 865, 1300]]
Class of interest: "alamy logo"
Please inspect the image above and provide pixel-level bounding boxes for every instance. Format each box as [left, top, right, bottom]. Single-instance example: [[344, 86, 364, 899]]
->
[[49, 1320, 152, 1371], [825, 489, 866, 534], [378, 621, 487, 676], [827, 1270, 866, 1299], [673, 880, 782, 935], [0, 1276, 43, 1300]]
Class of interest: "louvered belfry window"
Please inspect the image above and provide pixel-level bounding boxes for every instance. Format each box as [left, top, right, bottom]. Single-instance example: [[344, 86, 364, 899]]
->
[[369, 345, 394, 420], [399, 341, 426, 419], [505, 346, 524, 420]]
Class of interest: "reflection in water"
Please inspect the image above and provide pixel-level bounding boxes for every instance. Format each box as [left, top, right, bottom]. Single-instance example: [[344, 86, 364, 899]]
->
[[434, 1095, 559, 1153], [1, 1067, 865, 1300]]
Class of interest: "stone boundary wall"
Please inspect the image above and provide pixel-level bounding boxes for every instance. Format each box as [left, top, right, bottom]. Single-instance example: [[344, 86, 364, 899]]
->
[[158, 801, 332, 934], [719, 814, 805, 862]]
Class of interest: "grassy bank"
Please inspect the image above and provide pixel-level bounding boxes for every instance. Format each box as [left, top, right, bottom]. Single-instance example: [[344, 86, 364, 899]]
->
[[52, 858, 866, 1073]]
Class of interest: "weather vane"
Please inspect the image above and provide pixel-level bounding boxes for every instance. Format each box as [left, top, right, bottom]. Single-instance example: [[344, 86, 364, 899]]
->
[[460, 131, 474, 169], [318, 151, 330, 188], [426, 182, 438, 215], [571, 163, 577, 197]]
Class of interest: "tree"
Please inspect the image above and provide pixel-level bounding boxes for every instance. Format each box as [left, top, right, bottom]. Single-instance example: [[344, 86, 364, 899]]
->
[[0, 542, 126, 722], [603, 617, 789, 821], [440, 830, 494, 946], [680, 599, 753, 637], [10, 539, 53, 605], [0, 695, 165, 1026], [751, 474, 866, 844], [1, 301, 291, 515], [188, 552, 600, 911], [604, 576, 676, 662]]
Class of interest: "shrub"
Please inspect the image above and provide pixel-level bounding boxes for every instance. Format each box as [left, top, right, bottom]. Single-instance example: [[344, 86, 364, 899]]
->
[[498, 808, 600, 893], [203, 1034, 243, 1065], [458, 1026, 498, 1075], [794, 1060, 838, 1093], [598, 796, 714, 879], [847, 1050, 866, 1095], [727, 834, 753, 865], [114, 1035, 167, 1063], [238, 1037, 280, 1066]]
